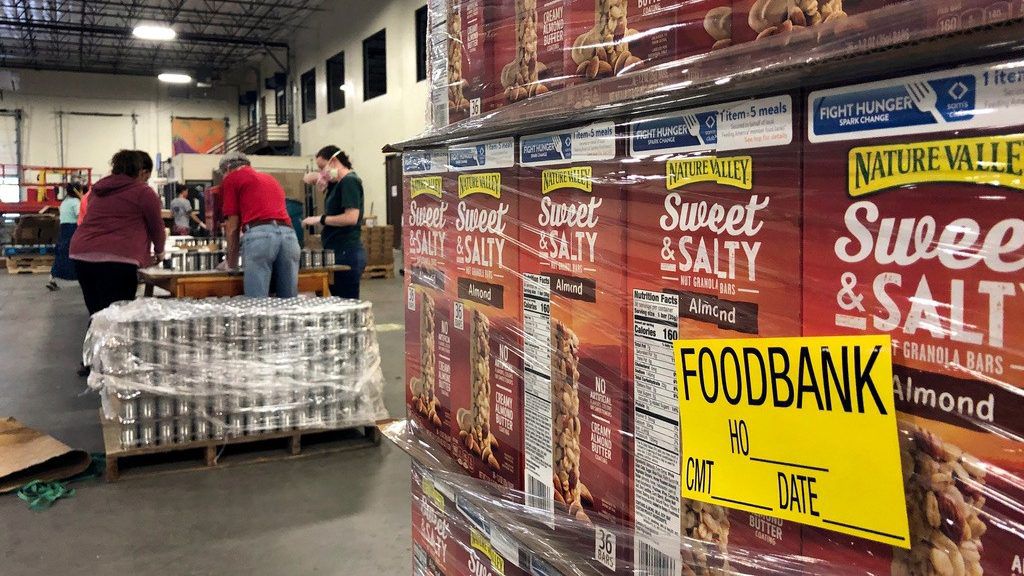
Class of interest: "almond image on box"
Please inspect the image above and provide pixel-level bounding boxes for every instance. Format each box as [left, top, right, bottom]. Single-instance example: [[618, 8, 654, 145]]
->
[[732, 0, 911, 45], [519, 121, 629, 573], [626, 94, 803, 575], [491, 0, 565, 106], [446, 137, 524, 490], [404, 149, 454, 443], [802, 59, 1024, 576]]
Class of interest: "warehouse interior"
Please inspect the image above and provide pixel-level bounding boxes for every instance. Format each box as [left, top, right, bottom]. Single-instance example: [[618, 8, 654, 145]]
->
[[2, 1, 1023, 575]]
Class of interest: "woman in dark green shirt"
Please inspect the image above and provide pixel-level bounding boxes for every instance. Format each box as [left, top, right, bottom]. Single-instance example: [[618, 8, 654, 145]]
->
[[303, 146, 366, 298]]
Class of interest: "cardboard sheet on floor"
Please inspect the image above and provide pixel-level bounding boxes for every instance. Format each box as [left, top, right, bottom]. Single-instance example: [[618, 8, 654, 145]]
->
[[0, 417, 91, 493]]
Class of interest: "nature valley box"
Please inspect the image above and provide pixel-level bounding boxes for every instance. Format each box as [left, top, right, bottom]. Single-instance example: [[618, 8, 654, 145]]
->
[[518, 121, 630, 574], [411, 461, 531, 576], [404, 149, 455, 453], [802, 60, 1024, 576], [625, 94, 803, 575], [446, 138, 524, 490]]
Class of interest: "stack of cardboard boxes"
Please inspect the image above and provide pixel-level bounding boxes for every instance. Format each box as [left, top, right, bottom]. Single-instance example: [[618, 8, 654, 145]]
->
[[405, 54, 1024, 576], [362, 225, 395, 267]]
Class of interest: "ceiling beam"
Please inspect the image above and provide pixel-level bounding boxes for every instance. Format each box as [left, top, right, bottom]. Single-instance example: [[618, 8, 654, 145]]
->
[[0, 17, 289, 48]]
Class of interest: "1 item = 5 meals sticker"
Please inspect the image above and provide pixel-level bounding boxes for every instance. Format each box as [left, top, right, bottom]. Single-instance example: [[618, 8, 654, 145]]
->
[[674, 335, 910, 548]]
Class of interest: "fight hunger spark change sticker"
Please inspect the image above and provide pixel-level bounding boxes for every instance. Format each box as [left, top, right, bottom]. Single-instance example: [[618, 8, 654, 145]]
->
[[674, 335, 910, 548]]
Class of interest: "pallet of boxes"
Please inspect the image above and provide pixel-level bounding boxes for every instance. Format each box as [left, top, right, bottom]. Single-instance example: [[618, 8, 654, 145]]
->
[[385, 1, 1024, 575], [85, 297, 388, 481], [362, 224, 395, 279], [5, 214, 57, 274]]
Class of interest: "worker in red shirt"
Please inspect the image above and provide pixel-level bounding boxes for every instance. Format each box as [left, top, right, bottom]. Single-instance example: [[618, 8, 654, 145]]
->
[[218, 151, 300, 297]]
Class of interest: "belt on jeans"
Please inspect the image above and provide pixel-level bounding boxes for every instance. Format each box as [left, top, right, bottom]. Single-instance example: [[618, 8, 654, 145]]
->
[[242, 219, 289, 233]]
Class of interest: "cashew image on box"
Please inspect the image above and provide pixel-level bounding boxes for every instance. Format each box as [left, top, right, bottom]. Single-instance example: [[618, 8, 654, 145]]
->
[[892, 424, 987, 576], [411, 291, 443, 427], [704, 6, 733, 50], [681, 499, 731, 576], [748, 0, 846, 40], [571, 0, 642, 81], [456, 309, 500, 470], [447, 4, 470, 113], [501, 0, 550, 102], [550, 320, 592, 522]]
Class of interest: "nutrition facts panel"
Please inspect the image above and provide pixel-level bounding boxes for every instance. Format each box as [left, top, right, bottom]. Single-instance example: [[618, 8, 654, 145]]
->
[[632, 289, 682, 576], [522, 274, 554, 524]]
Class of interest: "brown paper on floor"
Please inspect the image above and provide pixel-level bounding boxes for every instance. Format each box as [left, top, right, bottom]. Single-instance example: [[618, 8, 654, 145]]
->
[[0, 417, 91, 493]]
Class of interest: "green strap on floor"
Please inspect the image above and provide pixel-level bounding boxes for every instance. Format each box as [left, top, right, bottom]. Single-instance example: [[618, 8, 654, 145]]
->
[[17, 480, 75, 511]]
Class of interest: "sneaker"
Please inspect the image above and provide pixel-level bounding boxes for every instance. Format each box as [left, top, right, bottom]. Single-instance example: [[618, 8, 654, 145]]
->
[[76, 364, 90, 377], [46, 281, 59, 291]]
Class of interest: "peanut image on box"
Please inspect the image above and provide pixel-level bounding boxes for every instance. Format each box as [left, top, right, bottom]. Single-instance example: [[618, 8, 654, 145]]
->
[[405, 149, 455, 450], [802, 60, 1024, 576], [519, 121, 630, 573], [446, 138, 524, 490], [626, 94, 803, 575]]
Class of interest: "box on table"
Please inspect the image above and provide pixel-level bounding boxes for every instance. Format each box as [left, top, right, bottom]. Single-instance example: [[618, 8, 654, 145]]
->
[[801, 59, 1024, 575], [404, 149, 456, 452], [625, 93, 804, 574], [445, 137, 524, 491], [518, 121, 631, 573]]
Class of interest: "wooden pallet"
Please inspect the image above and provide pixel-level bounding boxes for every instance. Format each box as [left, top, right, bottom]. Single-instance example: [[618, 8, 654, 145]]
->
[[362, 264, 395, 280], [6, 255, 54, 274], [100, 414, 381, 482]]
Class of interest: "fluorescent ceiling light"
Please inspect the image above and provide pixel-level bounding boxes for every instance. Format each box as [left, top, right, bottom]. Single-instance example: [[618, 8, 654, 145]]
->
[[133, 24, 176, 41], [158, 73, 192, 84]]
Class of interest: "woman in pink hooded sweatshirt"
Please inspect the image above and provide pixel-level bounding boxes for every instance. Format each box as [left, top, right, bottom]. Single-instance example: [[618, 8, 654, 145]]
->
[[70, 150, 165, 374]]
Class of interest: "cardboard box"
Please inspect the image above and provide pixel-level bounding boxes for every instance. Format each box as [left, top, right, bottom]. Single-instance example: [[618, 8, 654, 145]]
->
[[565, 0, 730, 84], [802, 59, 1024, 575], [404, 149, 456, 453], [626, 93, 803, 574], [266, 171, 307, 203], [449, 0, 496, 123], [518, 121, 630, 573], [446, 137, 524, 490], [733, 0, 910, 46]]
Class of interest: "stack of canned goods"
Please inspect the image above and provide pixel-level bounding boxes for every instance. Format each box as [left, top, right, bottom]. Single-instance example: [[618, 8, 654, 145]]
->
[[85, 297, 385, 450], [167, 250, 227, 272], [174, 238, 227, 250], [299, 249, 337, 269]]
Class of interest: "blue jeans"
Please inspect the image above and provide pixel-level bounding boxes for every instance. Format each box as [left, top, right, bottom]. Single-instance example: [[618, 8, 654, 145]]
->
[[329, 244, 367, 299], [242, 224, 301, 298]]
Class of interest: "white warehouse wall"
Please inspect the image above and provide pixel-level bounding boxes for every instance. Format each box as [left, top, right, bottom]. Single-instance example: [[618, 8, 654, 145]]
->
[[4, 69, 239, 181], [291, 0, 430, 220]]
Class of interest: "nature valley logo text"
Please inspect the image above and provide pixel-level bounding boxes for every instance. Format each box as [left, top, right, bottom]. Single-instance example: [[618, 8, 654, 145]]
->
[[422, 478, 445, 511], [849, 135, 1024, 196], [666, 156, 753, 191], [410, 176, 442, 199], [542, 166, 592, 194], [458, 172, 502, 198], [470, 529, 505, 574]]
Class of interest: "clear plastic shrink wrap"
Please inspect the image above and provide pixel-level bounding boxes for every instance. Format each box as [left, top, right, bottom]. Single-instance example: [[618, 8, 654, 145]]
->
[[396, 0, 1024, 574], [85, 297, 389, 449]]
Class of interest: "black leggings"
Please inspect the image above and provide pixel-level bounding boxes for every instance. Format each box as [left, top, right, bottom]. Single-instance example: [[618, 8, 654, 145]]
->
[[74, 260, 140, 315]]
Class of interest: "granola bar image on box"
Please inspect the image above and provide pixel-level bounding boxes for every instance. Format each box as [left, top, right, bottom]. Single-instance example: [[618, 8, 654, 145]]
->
[[550, 319, 597, 521], [456, 308, 501, 470], [681, 499, 731, 576], [411, 290, 443, 427], [893, 424, 987, 576]]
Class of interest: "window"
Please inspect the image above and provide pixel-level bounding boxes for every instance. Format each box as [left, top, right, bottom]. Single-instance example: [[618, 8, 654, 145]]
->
[[300, 68, 316, 123], [327, 51, 346, 113], [415, 6, 428, 82], [363, 29, 387, 101]]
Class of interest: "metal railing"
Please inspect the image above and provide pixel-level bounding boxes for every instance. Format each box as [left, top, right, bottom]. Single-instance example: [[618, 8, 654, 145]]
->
[[216, 115, 293, 154]]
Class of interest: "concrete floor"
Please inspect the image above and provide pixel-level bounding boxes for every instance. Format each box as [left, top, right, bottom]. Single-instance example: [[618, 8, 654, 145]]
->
[[0, 272, 411, 576]]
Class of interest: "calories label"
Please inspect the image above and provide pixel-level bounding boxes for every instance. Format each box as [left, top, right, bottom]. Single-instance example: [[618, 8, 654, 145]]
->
[[632, 289, 683, 575], [523, 274, 555, 525]]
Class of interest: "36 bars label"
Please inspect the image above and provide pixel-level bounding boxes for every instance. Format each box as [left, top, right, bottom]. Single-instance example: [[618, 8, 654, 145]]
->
[[674, 335, 910, 548]]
